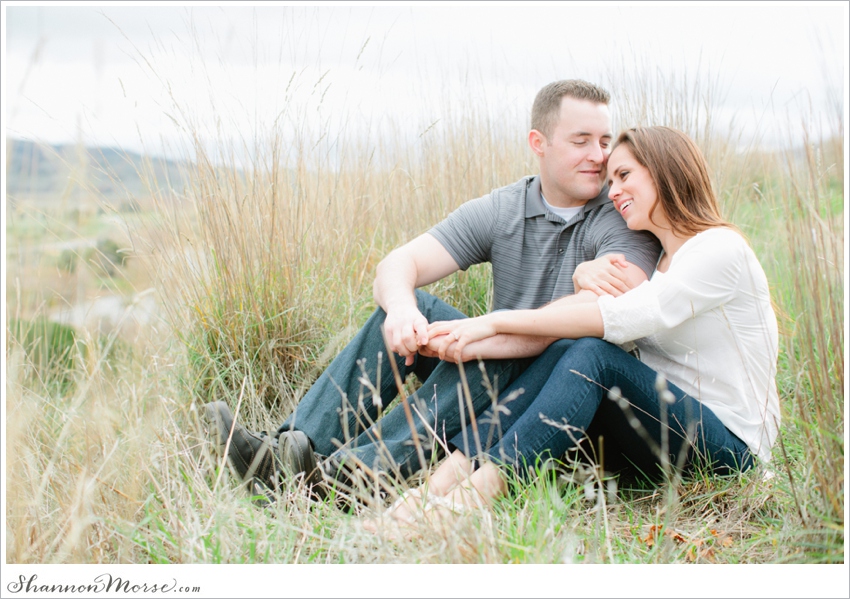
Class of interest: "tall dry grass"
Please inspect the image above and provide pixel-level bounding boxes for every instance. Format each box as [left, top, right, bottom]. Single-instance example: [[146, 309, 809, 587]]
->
[[4, 29, 844, 567], [773, 127, 844, 531], [140, 84, 529, 414]]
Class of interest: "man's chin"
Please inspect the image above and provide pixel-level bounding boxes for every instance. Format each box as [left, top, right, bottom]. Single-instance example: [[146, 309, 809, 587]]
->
[[579, 184, 604, 200]]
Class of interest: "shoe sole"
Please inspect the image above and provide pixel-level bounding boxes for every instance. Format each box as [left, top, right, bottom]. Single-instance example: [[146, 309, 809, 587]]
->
[[202, 401, 234, 456], [279, 431, 322, 487]]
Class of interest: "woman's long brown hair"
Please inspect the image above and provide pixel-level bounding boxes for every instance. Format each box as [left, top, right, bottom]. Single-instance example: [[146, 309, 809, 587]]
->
[[612, 126, 733, 236]]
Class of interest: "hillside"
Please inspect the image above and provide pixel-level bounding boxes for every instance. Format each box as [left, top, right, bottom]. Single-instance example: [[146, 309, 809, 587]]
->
[[6, 138, 189, 204]]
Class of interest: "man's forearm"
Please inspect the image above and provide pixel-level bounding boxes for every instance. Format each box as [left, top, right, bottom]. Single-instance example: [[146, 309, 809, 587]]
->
[[463, 291, 599, 359], [425, 290, 601, 362], [459, 333, 558, 361], [373, 233, 461, 314], [373, 249, 419, 313], [544, 288, 603, 308]]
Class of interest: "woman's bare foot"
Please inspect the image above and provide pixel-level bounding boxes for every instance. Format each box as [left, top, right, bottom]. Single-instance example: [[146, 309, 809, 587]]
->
[[428, 450, 476, 495], [443, 462, 506, 508], [361, 488, 426, 535], [361, 450, 475, 535], [361, 454, 505, 537]]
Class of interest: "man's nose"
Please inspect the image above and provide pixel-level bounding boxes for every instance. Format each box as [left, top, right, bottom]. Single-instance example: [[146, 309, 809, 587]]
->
[[587, 142, 605, 163]]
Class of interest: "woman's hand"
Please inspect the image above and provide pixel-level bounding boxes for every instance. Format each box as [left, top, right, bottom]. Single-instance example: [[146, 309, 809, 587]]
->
[[427, 315, 499, 362], [572, 254, 633, 297]]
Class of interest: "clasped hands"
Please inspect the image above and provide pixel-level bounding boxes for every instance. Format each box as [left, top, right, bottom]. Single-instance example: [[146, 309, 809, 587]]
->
[[423, 315, 498, 363], [384, 254, 633, 364], [382, 307, 497, 365]]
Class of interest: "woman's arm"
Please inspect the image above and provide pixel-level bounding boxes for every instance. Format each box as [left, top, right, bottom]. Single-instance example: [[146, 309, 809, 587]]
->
[[430, 230, 749, 361], [598, 229, 743, 345], [419, 332, 559, 363], [428, 290, 604, 361], [573, 254, 649, 297]]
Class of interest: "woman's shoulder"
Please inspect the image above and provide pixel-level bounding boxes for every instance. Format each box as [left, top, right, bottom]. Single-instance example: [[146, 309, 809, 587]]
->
[[692, 226, 745, 243], [669, 227, 750, 275], [681, 227, 749, 255]]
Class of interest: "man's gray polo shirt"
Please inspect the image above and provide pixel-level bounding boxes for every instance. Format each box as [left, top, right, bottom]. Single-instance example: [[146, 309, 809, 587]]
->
[[429, 176, 661, 311]]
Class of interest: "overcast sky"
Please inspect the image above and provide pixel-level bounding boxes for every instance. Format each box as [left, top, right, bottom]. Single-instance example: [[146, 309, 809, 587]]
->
[[3, 3, 847, 157]]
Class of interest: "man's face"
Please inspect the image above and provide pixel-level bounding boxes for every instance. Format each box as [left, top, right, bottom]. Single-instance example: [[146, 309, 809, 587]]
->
[[536, 97, 612, 207]]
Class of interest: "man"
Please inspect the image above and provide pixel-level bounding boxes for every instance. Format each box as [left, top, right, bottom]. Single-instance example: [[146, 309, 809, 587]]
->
[[203, 80, 661, 499]]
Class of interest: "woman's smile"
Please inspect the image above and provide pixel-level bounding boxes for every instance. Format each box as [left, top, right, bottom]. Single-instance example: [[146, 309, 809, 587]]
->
[[607, 145, 658, 231]]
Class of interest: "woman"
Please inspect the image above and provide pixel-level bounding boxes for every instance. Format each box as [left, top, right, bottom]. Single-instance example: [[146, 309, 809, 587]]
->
[[374, 126, 780, 524]]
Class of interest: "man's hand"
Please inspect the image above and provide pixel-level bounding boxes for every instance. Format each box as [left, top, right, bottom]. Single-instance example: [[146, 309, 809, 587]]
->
[[373, 233, 461, 366], [419, 336, 456, 361], [573, 254, 644, 297], [383, 306, 430, 366]]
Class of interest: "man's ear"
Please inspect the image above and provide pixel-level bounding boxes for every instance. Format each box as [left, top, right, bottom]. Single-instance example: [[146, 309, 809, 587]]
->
[[528, 129, 547, 157]]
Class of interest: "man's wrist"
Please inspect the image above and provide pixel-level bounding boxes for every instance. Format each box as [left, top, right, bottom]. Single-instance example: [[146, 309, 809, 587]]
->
[[380, 287, 419, 314], [384, 298, 419, 317]]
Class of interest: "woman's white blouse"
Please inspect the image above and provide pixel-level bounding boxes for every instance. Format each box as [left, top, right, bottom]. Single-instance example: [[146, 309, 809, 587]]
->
[[597, 228, 780, 462]]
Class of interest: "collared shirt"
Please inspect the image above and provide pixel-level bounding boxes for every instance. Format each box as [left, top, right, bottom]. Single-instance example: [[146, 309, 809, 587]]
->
[[429, 175, 662, 311]]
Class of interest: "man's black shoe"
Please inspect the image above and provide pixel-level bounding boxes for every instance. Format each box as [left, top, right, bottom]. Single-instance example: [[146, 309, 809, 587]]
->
[[278, 428, 323, 488], [203, 401, 281, 490], [203, 401, 322, 502]]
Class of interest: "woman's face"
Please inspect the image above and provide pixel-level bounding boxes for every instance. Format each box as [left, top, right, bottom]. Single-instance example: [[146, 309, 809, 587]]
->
[[607, 145, 660, 232]]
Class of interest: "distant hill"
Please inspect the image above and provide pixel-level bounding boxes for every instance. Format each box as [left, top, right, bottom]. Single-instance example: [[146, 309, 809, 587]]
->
[[6, 139, 189, 202]]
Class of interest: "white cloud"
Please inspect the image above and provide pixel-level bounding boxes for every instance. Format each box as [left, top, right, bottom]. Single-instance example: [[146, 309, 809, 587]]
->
[[4, 4, 845, 154]]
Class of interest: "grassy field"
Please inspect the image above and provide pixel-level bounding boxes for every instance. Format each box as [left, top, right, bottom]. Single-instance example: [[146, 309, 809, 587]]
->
[[4, 48, 845, 579]]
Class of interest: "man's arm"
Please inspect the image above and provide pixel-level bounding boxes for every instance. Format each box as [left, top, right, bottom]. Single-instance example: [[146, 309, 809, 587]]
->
[[419, 332, 557, 363], [421, 290, 599, 363], [429, 290, 605, 362], [373, 233, 460, 365], [583, 203, 662, 291]]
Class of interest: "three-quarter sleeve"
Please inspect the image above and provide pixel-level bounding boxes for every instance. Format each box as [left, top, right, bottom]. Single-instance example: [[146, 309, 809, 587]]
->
[[598, 229, 744, 344]]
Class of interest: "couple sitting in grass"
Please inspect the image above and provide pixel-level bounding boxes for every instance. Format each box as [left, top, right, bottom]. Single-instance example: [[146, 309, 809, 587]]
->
[[203, 79, 779, 531]]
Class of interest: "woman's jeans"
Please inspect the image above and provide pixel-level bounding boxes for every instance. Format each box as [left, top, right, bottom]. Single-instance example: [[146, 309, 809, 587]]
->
[[451, 338, 753, 480]]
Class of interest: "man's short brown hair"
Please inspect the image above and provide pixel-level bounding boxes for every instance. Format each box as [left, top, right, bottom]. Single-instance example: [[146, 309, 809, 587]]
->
[[531, 80, 611, 139]]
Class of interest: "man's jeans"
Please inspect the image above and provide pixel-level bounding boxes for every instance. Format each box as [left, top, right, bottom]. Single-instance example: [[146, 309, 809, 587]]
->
[[456, 337, 754, 479], [277, 290, 539, 479]]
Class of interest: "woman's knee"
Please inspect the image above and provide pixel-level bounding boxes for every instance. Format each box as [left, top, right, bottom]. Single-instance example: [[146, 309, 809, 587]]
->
[[570, 337, 617, 355], [557, 338, 624, 376]]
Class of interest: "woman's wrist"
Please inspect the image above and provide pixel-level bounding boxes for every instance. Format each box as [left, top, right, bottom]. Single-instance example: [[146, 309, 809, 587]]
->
[[488, 311, 510, 335]]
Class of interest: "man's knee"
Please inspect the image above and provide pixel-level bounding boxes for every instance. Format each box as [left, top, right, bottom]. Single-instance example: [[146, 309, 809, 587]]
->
[[413, 289, 437, 313]]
